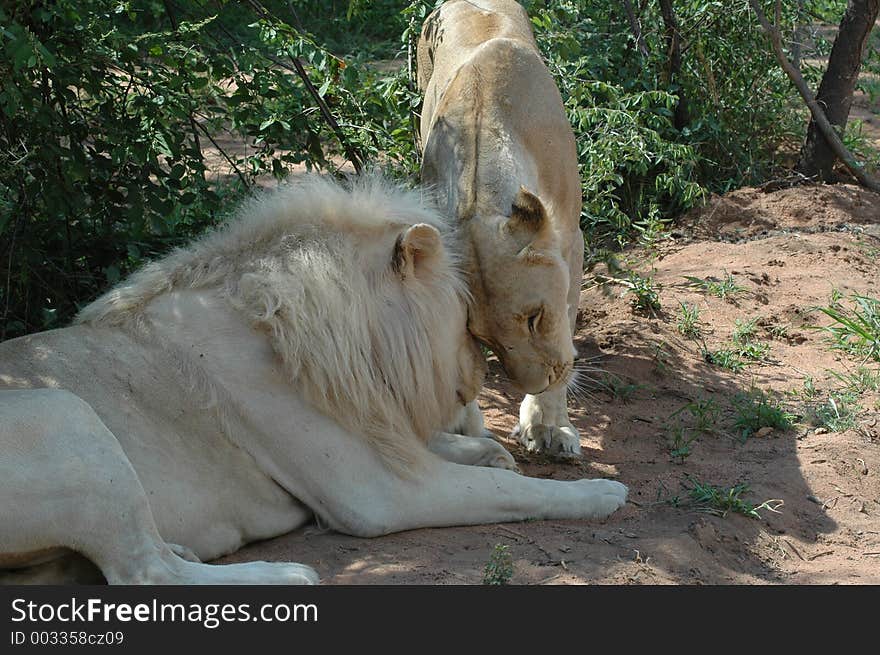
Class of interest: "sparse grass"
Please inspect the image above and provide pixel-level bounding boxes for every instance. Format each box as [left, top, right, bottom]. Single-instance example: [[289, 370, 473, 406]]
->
[[830, 366, 880, 394], [628, 272, 661, 314], [669, 397, 721, 434], [702, 341, 770, 372], [684, 272, 747, 302], [738, 340, 771, 361], [702, 345, 746, 372], [665, 397, 720, 463], [595, 372, 640, 402], [817, 294, 880, 362], [677, 302, 702, 338], [651, 341, 672, 374], [799, 376, 820, 402], [732, 318, 759, 344], [688, 397, 722, 433], [808, 391, 861, 432], [482, 544, 513, 585], [667, 426, 697, 464], [731, 387, 795, 440], [766, 322, 790, 339], [686, 478, 783, 519], [700, 317, 771, 373]]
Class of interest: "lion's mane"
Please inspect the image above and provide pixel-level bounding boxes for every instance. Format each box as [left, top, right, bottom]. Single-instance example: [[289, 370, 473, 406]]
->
[[77, 175, 469, 472]]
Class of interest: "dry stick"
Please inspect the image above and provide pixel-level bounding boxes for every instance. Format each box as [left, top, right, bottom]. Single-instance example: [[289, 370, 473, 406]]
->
[[658, 0, 689, 130], [783, 538, 806, 561], [246, 0, 364, 175], [748, 0, 880, 194], [407, 13, 423, 158], [288, 56, 364, 175], [194, 121, 250, 189]]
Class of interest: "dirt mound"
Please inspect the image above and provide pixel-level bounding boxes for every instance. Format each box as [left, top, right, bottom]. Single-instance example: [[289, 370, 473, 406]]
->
[[681, 183, 880, 241], [222, 183, 880, 584]]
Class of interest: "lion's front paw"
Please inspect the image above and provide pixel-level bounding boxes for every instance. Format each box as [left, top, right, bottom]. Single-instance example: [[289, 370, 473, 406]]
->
[[513, 422, 582, 459], [478, 440, 521, 473], [579, 479, 628, 519]]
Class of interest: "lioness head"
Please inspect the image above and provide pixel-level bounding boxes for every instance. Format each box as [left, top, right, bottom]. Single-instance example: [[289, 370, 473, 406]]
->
[[465, 187, 576, 395]]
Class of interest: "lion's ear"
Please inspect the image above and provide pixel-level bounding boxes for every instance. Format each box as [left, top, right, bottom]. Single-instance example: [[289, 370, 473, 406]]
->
[[392, 223, 443, 280], [508, 186, 548, 232]]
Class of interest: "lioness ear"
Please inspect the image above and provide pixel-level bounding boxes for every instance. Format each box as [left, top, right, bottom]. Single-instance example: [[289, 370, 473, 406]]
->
[[392, 223, 443, 280], [509, 186, 548, 232]]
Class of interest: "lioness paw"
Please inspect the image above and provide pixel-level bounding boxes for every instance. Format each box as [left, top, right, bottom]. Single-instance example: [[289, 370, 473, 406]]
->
[[513, 423, 582, 459]]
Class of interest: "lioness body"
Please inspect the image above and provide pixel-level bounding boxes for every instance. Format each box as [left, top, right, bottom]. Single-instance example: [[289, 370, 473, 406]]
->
[[0, 177, 625, 584], [418, 0, 586, 457]]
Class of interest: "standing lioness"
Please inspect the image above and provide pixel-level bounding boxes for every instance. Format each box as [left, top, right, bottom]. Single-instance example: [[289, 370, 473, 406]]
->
[[418, 0, 585, 457]]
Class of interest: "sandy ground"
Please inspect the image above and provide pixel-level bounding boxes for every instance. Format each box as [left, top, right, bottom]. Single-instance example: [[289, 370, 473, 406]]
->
[[215, 25, 880, 584], [219, 183, 880, 584]]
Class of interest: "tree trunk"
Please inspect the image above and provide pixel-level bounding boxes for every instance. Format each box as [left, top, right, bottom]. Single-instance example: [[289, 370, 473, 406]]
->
[[623, 0, 650, 59], [658, 0, 690, 130], [797, 0, 879, 182]]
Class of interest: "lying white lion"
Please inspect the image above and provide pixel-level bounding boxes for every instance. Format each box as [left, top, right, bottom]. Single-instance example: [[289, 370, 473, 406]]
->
[[0, 176, 626, 584], [418, 0, 586, 458]]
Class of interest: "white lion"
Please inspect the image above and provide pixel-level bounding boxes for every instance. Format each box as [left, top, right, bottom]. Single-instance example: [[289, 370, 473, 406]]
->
[[418, 0, 586, 457], [0, 175, 626, 585]]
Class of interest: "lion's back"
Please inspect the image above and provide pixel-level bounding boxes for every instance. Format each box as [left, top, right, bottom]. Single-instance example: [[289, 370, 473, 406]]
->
[[0, 325, 234, 491]]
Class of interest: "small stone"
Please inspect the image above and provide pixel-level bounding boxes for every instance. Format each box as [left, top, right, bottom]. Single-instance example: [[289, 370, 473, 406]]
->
[[755, 427, 774, 438]]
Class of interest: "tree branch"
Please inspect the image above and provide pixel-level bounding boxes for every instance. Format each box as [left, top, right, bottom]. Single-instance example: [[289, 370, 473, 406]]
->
[[194, 120, 250, 189], [245, 0, 364, 175], [622, 0, 650, 58], [748, 0, 880, 193]]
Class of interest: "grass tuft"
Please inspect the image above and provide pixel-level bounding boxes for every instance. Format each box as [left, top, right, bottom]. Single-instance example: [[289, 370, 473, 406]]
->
[[807, 391, 861, 432], [686, 477, 783, 519], [684, 272, 747, 302], [817, 294, 880, 362], [482, 544, 514, 585], [677, 302, 702, 338], [731, 387, 795, 440]]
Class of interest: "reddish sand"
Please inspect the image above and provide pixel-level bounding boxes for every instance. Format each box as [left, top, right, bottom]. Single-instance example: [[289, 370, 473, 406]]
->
[[221, 183, 880, 584]]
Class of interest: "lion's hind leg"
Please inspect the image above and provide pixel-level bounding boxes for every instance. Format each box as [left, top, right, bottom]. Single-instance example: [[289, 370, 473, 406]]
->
[[0, 389, 317, 585]]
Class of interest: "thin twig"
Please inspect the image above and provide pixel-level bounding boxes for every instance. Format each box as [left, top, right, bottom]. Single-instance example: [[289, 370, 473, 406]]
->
[[783, 538, 806, 561], [194, 121, 250, 189], [245, 0, 365, 175]]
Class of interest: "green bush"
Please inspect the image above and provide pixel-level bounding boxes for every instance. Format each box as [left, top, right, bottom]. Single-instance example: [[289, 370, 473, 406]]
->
[[0, 0, 412, 338], [2, 1, 859, 339], [525, 0, 831, 251]]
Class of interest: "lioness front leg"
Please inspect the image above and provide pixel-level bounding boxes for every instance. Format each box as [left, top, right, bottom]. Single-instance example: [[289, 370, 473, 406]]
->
[[0, 389, 318, 585], [513, 385, 581, 458]]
